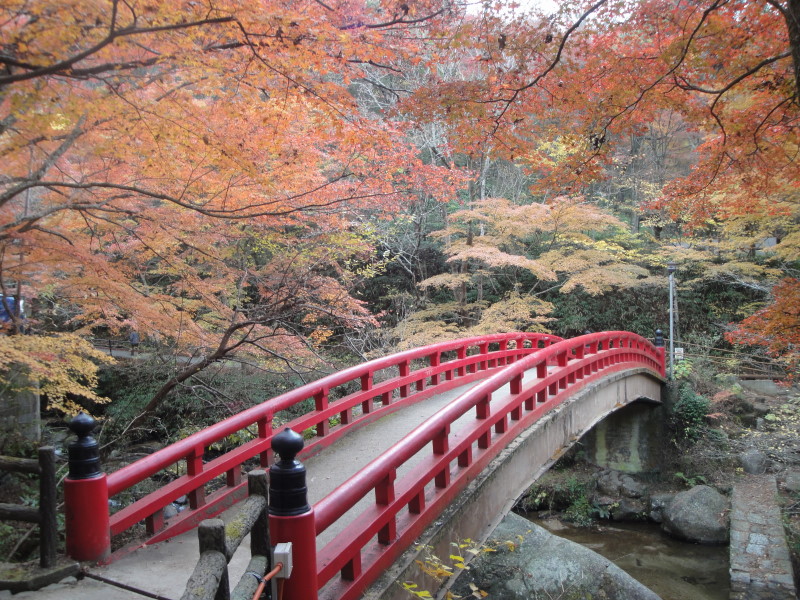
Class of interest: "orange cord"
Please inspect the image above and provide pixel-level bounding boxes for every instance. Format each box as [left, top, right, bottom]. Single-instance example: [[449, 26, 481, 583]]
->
[[251, 562, 283, 600]]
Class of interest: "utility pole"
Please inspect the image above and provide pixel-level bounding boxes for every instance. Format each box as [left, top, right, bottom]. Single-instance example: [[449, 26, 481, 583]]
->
[[668, 262, 677, 379]]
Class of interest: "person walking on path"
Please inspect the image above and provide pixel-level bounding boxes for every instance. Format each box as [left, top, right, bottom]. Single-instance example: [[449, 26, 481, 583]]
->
[[129, 331, 140, 356]]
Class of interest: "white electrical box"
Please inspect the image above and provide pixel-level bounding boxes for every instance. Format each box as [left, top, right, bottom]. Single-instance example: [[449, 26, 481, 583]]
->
[[273, 542, 293, 578]]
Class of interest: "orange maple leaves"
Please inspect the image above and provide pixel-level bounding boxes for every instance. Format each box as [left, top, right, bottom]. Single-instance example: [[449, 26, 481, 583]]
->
[[727, 278, 800, 379]]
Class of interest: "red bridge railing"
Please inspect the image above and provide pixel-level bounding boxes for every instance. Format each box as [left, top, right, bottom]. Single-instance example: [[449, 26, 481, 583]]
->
[[303, 331, 665, 600], [64, 332, 561, 562]]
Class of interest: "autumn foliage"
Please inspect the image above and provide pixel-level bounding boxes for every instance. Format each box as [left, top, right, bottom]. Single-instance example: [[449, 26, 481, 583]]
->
[[1, 0, 798, 413], [727, 278, 800, 379], [0, 0, 461, 411]]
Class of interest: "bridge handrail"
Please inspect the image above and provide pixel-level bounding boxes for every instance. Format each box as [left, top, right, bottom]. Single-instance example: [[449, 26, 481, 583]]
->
[[312, 331, 664, 599], [102, 332, 561, 551]]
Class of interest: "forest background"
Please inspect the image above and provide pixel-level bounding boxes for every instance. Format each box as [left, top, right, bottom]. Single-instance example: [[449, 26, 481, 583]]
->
[[1, 0, 798, 445]]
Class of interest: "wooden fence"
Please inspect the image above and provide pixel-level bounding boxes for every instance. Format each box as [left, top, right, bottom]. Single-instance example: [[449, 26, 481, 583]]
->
[[0, 447, 58, 568], [181, 470, 272, 600]]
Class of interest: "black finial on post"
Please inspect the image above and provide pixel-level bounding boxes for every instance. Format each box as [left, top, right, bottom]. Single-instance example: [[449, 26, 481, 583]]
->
[[654, 329, 664, 347], [67, 412, 102, 480], [269, 428, 310, 516]]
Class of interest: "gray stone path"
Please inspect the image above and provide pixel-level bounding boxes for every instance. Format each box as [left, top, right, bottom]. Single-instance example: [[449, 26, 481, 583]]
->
[[729, 474, 797, 599]]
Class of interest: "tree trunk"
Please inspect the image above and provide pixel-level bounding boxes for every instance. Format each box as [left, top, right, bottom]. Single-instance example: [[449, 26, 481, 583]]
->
[[783, 0, 800, 103]]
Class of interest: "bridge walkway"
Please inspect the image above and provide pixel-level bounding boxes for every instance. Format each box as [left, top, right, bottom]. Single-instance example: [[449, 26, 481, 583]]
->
[[11, 379, 503, 600]]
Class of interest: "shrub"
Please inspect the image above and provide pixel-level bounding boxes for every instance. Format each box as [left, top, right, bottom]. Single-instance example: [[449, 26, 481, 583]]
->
[[671, 384, 711, 442]]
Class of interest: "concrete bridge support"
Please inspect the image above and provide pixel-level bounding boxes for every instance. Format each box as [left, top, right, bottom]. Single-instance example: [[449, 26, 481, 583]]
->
[[364, 369, 663, 600], [582, 400, 664, 475]]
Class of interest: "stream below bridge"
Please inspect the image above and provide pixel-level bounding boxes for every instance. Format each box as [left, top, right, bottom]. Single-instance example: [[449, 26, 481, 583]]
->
[[525, 515, 730, 600]]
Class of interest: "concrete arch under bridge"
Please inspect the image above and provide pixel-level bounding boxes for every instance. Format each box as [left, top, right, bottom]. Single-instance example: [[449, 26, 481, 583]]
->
[[365, 368, 664, 600]]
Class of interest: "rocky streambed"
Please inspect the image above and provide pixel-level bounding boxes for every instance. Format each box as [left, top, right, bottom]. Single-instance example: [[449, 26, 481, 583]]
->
[[450, 466, 735, 600]]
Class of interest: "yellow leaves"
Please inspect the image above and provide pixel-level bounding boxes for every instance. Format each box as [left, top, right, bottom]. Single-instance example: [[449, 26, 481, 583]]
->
[[0, 333, 113, 416], [415, 556, 453, 579], [531, 135, 588, 169], [502, 539, 517, 551], [450, 554, 468, 569], [418, 272, 472, 291], [444, 244, 558, 282], [308, 326, 334, 347], [468, 291, 554, 335], [401, 539, 493, 599], [467, 583, 489, 597], [402, 582, 434, 598]]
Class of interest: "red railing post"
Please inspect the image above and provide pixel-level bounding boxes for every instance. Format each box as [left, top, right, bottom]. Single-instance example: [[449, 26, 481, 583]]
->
[[186, 447, 206, 510], [429, 352, 441, 385], [361, 372, 374, 415], [258, 414, 273, 468], [399, 360, 410, 397], [315, 389, 330, 437], [476, 394, 491, 449], [269, 428, 318, 600], [478, 342, 489, 370], [376, 470, 397, 543], [498, 340, 508, 366], [64, 413, 111, 562]]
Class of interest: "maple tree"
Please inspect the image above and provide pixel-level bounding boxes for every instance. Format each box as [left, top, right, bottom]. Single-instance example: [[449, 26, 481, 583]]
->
[[397, 0, 800, 367], [726, 278, 800, 379], [0, 0, 464, 414], [393, 195, 662, 347]]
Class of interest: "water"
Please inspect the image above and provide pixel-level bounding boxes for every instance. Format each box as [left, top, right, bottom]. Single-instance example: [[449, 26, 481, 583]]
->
[[526, 516, 730, 600]]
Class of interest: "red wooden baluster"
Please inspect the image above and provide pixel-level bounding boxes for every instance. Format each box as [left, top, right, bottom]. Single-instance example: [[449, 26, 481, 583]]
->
[[342, 552, 362, 581], [376, 470, 397, 544], [430, 352, 441, 385], [226, 464, 241, 487], [434, 425, 451, 488], [457, 347, 466, 377], [315, 389, 330, 437], [479, 342, 488, 370], [409, 489, 425, 514], [495, 414, 508, 434], [536, 362, 547, 379], [145, 508, 164, 536], [187, 448, 206, 509], [510, 372, 523, 395], [258, 415, 273, 468], [361, 372, 374, 415], [498, 340, 508, 366], [399, 360, 410, 398], [458, 445, 473, 468]]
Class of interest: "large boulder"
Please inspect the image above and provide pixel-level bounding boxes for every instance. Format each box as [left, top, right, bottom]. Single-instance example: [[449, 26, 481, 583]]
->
[[661, 485, 729, 544], [739, 449, 768, 474], [450, 512, 661, 600], [784, 470, 800, 494], [648, 493, 675, 524]]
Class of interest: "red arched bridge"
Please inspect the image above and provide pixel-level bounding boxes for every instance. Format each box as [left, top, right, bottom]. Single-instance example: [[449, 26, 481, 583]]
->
[[63, 331, 665, 600]]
